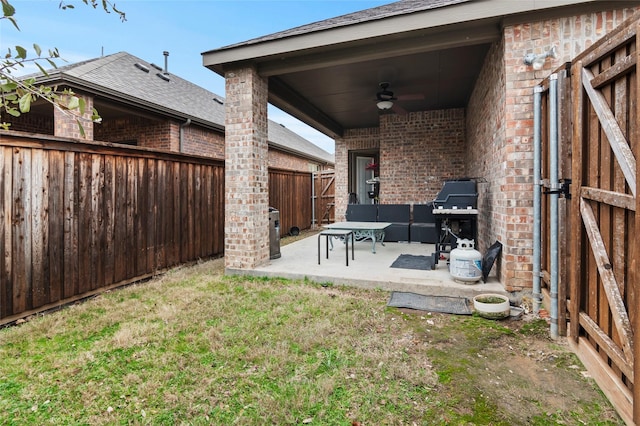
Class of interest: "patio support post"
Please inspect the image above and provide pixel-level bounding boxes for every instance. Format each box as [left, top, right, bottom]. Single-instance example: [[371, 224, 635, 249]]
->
[[223, 65, 270, 270]]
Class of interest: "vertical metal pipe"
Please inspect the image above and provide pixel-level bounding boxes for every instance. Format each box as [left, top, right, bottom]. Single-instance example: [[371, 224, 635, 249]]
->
[[179, 118, 191, 153], [533, 85, 543, 315], [549, 73, 559, 340]]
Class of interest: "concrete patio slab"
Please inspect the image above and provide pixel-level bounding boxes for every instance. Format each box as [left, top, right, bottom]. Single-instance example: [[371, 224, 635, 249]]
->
[[227, 233, 508, 300]]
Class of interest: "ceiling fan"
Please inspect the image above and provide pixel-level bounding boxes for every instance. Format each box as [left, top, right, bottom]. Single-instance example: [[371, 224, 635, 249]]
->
[[375, 82, 424, 114]]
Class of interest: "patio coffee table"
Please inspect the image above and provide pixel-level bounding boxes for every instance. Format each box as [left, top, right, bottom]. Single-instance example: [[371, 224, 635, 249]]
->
[[318, 229, 354, 266], [324, 221, 391, 253]]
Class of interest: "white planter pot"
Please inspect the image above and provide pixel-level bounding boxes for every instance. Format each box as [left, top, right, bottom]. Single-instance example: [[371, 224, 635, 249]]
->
[[473, 294, 510, 319]]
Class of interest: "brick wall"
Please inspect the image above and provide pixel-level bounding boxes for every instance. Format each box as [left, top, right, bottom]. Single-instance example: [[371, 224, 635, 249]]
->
[[466, 6, 637, 291], [334, 110, 465, 220], [380, 110, 466, 204], [180, 124, 225, 158], [466, 40, 507, 285], [335, 127, 379, 221], [54, 93, 94, 140], [268, 148, 329, 172], [6, 110, 53, 134]]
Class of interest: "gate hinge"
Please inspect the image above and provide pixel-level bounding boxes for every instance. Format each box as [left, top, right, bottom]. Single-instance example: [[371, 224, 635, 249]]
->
[[543, 178, 571, 199]]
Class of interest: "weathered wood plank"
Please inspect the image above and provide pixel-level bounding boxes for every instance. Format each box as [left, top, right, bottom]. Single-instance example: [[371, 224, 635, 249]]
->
[[633, 23, 640, 424], [580, 186, 635, 211], [155, 160, 167, 269], [103, 155, 116, 285], [579, 312, 633, 381], [194, 164, 202, 258], [146, 158, 157, 273], [586, 67, 601, 347], [574, 15, 637, 69], [582, 67, 636, 196], [569, 336, 634, 426], [91, 154, 105, 290], [598, 62, 614, 365], [213, 165, 224, 254], [580, 198, 633, 362], [612, 48, 630, 378], [31, 149, 48, 308], [180, 163, 190, 263], [114, 156, 127, 283], [589, 53, 635, 90], [170, 161, 181, 266], [77, 153, 92, 294], [12, 147, 31, 313], [47, 150, 64, 304], [63, 152, 77, 298], [0, 147, 12, 318], [126, 157, 136, 278], [136, 158, 147, 276]]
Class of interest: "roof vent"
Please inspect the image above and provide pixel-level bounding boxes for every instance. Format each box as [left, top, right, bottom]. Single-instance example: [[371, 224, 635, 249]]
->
[[150, 63, 162, 71], [163, 51, 169, 74], [156, 72, 170, 82], [213, 97, 224, 105], [134, 63, 150, 73]]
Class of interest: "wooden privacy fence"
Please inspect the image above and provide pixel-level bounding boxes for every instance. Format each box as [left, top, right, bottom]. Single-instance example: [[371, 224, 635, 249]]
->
[[564, 13, 639, 425], [312, 170, 335, 225], [268, 168, 314, 236], [0, 132, 225, 325]]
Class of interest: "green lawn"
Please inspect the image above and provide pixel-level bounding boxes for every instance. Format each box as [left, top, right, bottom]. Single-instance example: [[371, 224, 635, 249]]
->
[[0, 256, 622, 425]]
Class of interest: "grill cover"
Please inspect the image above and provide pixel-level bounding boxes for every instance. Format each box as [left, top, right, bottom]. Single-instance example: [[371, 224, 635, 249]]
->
[[433, 179, 478, 209]]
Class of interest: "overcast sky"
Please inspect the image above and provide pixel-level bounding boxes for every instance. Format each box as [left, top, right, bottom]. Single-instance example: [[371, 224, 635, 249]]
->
[[2, 0, 392, 153]]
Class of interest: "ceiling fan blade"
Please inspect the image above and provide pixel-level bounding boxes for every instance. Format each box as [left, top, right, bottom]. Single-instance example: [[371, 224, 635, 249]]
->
[[397, 93, 425, 101], [391, 103, 408, 115]]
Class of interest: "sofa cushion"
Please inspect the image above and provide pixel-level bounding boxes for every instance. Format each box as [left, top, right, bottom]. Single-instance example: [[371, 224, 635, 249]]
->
[[412, 203, 435, 223], [346, 204, 377, 222], [377, 204, 410, 222], [410, 223, 438, 244]]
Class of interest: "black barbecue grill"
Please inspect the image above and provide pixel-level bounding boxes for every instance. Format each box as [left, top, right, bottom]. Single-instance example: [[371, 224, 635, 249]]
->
[[431, 179, 479, 268]]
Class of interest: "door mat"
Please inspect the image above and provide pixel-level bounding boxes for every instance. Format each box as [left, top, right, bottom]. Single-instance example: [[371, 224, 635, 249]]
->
[[387, 292, 472, 315], [390, 254, 432, 270]]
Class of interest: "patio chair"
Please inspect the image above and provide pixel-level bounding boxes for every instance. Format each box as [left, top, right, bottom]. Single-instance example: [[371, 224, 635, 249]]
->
[[377, 204, 410, 242], [410, 203, 438, 243]]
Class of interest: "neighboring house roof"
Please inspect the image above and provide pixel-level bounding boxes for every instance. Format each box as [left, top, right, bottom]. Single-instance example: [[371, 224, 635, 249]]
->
[[31, 52, 334, 165]]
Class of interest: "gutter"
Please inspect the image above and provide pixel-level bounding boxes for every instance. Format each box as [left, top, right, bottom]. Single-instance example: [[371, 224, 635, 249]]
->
[[179, 118, 191, 153]]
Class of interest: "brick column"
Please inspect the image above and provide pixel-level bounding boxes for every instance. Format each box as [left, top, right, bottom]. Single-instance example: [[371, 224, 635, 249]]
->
[[53, 92, 94, 140], [224, 65, 269, 269]]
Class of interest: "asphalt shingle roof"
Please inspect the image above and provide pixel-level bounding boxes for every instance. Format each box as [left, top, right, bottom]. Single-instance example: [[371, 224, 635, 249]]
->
[[39, 52, 334, 165], [216, 0, 470, 50]]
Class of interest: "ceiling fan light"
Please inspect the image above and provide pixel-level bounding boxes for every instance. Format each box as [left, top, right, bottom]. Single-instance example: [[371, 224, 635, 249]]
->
[[377, 100, 393, 110]]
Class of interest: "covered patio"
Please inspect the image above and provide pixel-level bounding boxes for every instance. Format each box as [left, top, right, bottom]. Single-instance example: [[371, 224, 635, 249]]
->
[[235, 233, 507, 301], [202, 0, 639, 295]]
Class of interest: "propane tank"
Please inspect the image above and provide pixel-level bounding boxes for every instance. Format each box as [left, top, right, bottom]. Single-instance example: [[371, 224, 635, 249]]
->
[[449, 239, 482, 283]]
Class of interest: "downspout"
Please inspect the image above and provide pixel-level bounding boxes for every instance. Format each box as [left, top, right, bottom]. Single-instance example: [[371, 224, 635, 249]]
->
[[179, 118, 191, 153], [311, 172, 316, 227], [549, 73, 559, 340], [533, 85, 543, 315]]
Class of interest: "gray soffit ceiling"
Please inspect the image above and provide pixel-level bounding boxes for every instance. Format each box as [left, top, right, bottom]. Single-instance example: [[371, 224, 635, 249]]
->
[[203, 0, 635, 138]]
